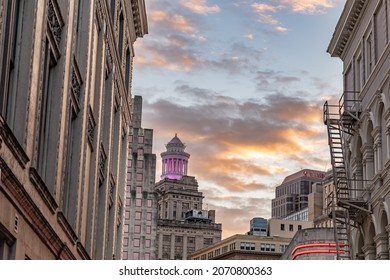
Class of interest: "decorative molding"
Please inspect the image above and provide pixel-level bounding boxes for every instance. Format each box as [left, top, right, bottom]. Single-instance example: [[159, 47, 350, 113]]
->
[[71, 57, 82, 111], [29, 167, 58, 214], [47, 0, 64, 47], [76, 241, 91, 260], [87, 106, 96, 150]]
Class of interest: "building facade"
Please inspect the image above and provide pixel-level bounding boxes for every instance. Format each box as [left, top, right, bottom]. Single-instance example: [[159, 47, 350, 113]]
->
[[324, 0, 390, 259], [0, 0, 147, 259], [121, 96, 157, 260], [272, 169, 325, 219], [155, 135, 222, 260], [191, 234, 290, 260]]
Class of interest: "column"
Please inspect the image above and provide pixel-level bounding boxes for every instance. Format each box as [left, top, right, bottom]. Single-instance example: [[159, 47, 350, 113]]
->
[[362, 244, 377, 260], [170, 234, 175, 260], [374, 233, 389, 260], [183, 235, 188, 260], [158, 233, 163, 259]]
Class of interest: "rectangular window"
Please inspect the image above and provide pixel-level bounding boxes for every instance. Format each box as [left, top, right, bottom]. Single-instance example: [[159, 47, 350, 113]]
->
[[137, 160, 143, 169], [133, 252, 139, 260], [298, 225, 302, 230], [133, 238, 140, 247], [123, 238, 129, 246], [138, 136, 144, 143], [146, 212, 152, 221], [123, 224, 129, 233], [135, 198, 142, 207], [134, 225, 141, 234], [135, 212, 141, 220], [145, 239, 151, 248], [145, 253, 150, 260], [147, 199, 152, 208], [146, 226, 151, 234], [280, 224, 285, 231], [125, 198, 130, 206], [122, 251, 128, 259], [136, 173, 143, 181], [125, 211, 130, 219], [137, 148, 144, 156], [289, 224, 294, 231]]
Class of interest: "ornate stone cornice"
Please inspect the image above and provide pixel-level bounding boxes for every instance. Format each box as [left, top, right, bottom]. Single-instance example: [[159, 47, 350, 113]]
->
[[327, 0, 366, 57]]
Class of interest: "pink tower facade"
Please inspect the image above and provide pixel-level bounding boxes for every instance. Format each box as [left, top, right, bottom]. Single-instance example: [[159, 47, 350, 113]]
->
[[160, 134, 190, 180]]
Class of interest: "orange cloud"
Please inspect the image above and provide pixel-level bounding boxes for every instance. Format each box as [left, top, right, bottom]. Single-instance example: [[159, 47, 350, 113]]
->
[[149, 10, 196, 33], [180, 0, 221, 15]]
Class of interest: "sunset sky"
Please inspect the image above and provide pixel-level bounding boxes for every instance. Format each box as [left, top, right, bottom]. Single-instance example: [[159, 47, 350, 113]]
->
[[132, 0, 345, 239]]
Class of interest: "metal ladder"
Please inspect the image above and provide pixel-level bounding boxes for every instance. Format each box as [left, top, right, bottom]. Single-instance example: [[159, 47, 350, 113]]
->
[[323, 101, 351, 260]]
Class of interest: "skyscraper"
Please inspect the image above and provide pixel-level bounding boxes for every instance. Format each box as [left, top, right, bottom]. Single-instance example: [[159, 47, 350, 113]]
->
[[155, 135, 222, 259], [121, 96, 157, 260]]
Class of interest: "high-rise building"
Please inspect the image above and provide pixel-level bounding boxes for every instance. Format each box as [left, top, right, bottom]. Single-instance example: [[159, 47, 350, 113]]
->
[[121, 96, 157, 260], [271, 169, 325, 219], [0, 0, 147, 259], [324, 0, 390, 260], [155, 135, 222, 259]]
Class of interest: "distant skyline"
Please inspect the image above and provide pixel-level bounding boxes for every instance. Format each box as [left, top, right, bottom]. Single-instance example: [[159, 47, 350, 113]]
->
[[132, 0, 345, 239]]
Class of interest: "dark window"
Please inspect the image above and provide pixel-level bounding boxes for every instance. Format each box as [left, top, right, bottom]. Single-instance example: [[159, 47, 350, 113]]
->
[[280, 223, 285, 231], [118, 12, 124, 62], [289, 224, 294, 231]]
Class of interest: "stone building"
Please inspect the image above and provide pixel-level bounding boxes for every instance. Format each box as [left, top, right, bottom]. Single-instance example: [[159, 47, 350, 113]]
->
[[121, 96, 157, 260], [324, 0, 390, 259], [155, 135, 222, 260], [0, 0, 147, 259]]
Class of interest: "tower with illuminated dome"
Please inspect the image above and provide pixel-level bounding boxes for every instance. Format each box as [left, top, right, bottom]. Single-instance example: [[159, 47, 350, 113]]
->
[[155, 134, 222, 260]]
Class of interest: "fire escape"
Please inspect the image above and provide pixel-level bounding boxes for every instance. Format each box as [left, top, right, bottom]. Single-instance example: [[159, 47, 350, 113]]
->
[[323, 92, 371, 260]]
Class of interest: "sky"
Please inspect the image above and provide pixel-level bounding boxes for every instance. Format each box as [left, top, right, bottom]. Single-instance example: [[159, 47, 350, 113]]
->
[[132, 0, 345, 239]]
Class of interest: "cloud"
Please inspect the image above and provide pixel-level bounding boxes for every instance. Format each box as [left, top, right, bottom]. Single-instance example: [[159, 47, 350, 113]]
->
[[251, 0, 337, 31], [140, 85, 328, 197], [179, 0, 221, 15], [149, 10, 196, 33], [280, 0, 335, 14]]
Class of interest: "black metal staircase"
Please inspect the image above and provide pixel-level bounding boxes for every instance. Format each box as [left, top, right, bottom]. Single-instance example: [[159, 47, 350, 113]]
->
[[323, 94, 370, 260]]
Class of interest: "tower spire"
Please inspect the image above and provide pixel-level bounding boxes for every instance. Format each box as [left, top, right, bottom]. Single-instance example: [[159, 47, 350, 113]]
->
[[160, 134, 190, 180]]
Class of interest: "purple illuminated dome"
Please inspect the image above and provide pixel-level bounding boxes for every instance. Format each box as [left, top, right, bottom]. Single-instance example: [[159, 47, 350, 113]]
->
[[160, 134, 190, 180]]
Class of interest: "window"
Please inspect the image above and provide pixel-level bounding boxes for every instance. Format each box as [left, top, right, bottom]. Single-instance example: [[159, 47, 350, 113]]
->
[[135, 198, 142, 207], [123, 224, 129, 233], [146, 226, 151, 234], [133, 252, 139, 260], [135, 212, 141, 220], [147, 199, 152, 208], [125, 47, 131, 92], [125, 211, 130, 219], [133, 239, 140, 247], [298, 225, 302, 230], [280, 223, 285, 231], [136, 173, 143, 181], [145, 239, 151, 248], [146, 212, 152, 221], [0, 226, 15, 260], [137, 160, 143, 169], [289, 224, 294, 231], [123, 238, 129, 246], [134, 225, 141, 234], [138, 136, 144, 144], [125, 198, 130, 206], [122, 251, 128, 259], [118, 11, 124, 62], [144, 253, 150, 260]]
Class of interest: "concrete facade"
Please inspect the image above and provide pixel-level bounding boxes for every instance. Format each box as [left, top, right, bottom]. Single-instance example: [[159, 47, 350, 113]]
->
[[326, 0, 390, 259], [191, 234, 290, 260], [0, 0, 147, 259], [155, 135, 222, 260], [121, 96, 157, 260]]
